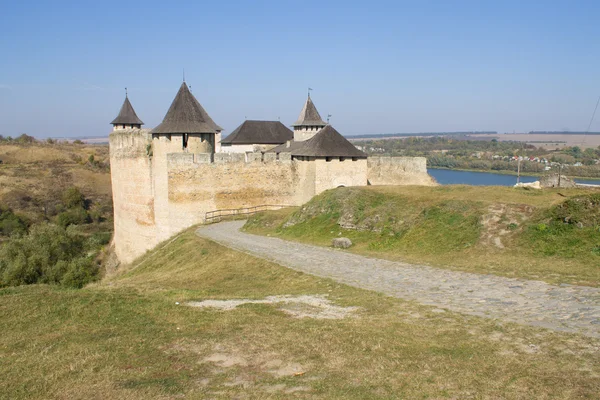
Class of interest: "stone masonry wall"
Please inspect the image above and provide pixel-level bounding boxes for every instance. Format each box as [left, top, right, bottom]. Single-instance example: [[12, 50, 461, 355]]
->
[[314, 158, 368, 194], [109, 129, 157, 263], [164, 152, 305, 236], [367, 156, 437, 186]]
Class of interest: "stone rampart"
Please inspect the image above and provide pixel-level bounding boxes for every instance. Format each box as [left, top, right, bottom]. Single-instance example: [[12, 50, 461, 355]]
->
[[164, 156, 305, 235], [367, 156, 437, 186]]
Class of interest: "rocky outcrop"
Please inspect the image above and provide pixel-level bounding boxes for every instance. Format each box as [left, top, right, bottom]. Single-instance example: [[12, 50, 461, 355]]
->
[[540, 174, 576, 188]]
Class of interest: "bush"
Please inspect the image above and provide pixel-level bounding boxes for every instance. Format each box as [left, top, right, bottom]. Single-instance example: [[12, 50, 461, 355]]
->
[[86, 231, 112, 249], [0, 205, 29, 236], [56, 207, 90, 227], [62, 187, 86, 209], [14, 134, 36, 144], [60, 257, 97, 288], [0, 223, 98, 288]]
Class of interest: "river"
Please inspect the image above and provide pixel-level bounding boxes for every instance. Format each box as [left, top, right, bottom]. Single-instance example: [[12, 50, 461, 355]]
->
[[427, 168, 600, 186]]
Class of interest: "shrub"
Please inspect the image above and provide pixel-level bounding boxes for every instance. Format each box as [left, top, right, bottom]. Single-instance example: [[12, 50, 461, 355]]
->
[[72, 139, 84, 145], [15, 134, 36, 144], [56, 207, 90, 227], [60, 257, 97, 288], [0, 223, 98, 288], [0, 205, 29, 236], [62, 187, 86, 209], [86, 231, 112, 249]]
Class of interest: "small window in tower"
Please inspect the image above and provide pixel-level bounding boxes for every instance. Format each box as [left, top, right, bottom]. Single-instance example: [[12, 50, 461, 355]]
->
[[352, 157, 358, 161], [340, 157, 346, 162], [326, 157, 332, 162]]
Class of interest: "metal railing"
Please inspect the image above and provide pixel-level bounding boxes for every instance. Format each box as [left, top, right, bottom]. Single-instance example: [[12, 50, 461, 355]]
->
[[204, 204, 292, 224]]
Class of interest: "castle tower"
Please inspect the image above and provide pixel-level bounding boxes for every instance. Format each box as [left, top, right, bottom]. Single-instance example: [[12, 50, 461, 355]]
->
[[110, 93, 144, 131], [152, 81, 223, 153], [291, 94, 327, 142]]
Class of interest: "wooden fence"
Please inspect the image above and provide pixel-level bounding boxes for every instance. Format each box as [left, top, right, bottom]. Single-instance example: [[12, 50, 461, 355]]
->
[[204, 205, 292, 224]]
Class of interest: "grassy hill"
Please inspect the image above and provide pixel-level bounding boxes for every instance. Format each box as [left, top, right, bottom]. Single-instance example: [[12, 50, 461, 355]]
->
[[244, 186, 600, 287], [2, 226, 599, 399]]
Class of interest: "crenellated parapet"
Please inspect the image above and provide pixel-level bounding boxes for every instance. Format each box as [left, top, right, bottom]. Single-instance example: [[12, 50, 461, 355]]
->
[[166, 151, 293, 168]]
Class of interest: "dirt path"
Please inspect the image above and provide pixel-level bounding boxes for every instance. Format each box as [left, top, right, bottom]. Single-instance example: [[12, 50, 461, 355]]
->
[[196, 221, 600, 337]]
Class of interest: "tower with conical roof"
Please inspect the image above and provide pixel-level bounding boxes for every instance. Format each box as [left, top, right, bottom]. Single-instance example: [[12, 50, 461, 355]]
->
[[291, 94, 327, 142], [110, 92, 144, 131], [152, 81, 223, 153]]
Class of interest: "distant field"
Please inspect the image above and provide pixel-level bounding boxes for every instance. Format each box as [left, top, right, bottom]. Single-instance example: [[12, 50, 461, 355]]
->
[[471, 133, 600, 149]]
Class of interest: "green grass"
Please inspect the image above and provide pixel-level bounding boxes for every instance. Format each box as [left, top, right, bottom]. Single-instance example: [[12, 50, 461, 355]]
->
[[244, 186, 600, 286], [2, 226, 599, 398]]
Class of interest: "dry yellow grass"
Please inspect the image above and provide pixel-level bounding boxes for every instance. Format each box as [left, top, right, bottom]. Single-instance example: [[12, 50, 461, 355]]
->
[[0, 142, 111, 221]]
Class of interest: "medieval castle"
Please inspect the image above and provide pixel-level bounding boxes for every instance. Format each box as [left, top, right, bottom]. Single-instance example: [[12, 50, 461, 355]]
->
[[109, 82, 435, 262]]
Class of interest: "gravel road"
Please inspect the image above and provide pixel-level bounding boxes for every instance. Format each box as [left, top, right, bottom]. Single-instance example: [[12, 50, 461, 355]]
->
[[197, 221, 600, 337]]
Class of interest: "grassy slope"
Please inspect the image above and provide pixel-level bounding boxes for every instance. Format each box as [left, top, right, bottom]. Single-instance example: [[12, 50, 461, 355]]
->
[[2, 227, 599, 399], [244, 186, 600, 287]]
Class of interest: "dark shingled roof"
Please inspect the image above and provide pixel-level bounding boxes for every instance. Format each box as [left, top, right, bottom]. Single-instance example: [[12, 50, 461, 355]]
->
[[270, 125, 367, 158], [267, 140, 306, 154], [222, 120, 293, 145], [110, 96, 144, 125], [292, 96, 327, 127], [152, 82, 222, 134]]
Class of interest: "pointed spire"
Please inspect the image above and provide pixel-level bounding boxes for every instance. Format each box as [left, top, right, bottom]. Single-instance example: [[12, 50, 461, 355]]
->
[[110, 94, 144, 126], [152, 82, 222, 134], [292, 95, 326, 127]]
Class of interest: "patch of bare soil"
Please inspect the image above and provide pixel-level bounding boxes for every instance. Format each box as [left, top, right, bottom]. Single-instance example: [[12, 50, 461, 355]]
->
[[479, 203, 534, 249], [187, 294, 360, 319], [168, 342, 313, 395]]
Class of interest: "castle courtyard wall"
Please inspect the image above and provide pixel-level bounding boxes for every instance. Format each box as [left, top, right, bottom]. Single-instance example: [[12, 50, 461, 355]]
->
[[367, 156, 437, 186], [164, 153, 305, 236], [314, 158, 368, 194]]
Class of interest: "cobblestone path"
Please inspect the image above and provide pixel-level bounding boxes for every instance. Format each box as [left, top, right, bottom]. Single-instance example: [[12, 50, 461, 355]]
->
[[197, 221, 600, 337]]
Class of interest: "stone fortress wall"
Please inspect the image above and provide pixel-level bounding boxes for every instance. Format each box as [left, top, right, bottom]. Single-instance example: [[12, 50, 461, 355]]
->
[[110, 131, 435, 263], [368, 156, 436, 186]]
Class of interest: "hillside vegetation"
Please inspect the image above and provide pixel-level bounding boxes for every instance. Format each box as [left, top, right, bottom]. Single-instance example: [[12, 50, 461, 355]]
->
[[244, 186, 600, 287], [0, 139, 112, 287], [2, 226, 599, 398]]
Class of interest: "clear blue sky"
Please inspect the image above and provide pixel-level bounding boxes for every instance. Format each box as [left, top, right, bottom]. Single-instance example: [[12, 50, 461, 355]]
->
[[1, 0, 599, 138]]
